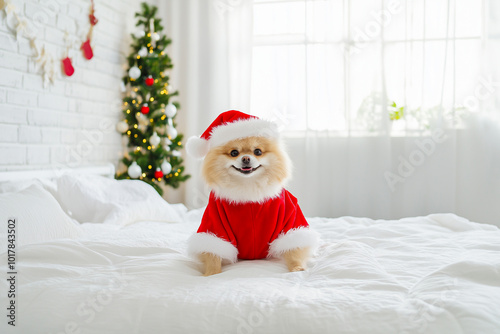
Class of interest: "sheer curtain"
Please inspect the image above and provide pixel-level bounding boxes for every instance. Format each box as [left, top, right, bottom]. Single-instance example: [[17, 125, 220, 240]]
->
[[157, 0, 253, 206], [250, 0, 500, 225], [159, 0, 500, 225]]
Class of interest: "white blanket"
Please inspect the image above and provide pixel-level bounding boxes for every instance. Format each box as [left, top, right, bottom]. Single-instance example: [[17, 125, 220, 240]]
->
[[1, 212, 500, 333]]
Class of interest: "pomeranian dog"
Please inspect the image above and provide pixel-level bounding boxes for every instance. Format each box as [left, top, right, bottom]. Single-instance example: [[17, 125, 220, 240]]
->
[[186, 110, 318, 276]]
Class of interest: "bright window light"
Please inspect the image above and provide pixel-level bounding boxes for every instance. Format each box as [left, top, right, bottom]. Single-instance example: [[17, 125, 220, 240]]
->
[[251, 0, 484, 133]]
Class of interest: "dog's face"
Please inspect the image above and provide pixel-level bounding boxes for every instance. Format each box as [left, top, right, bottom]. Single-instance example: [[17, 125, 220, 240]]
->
[[202, 136, 291, 201]]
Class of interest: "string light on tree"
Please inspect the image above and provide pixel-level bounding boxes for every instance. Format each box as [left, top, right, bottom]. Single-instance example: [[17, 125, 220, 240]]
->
[[115, 3, 190, 195]]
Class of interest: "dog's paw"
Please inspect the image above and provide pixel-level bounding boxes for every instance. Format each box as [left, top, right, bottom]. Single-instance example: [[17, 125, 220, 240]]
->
[[203, 268, 222, 277], [289, 265, 305, 272]]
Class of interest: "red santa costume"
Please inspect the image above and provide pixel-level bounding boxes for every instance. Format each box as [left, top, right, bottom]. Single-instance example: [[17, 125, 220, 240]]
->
[[186, 110, 319, 263]]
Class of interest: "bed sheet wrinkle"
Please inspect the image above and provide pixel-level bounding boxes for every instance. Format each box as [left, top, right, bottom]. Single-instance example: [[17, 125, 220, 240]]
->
[[19, 242, 115, 266]]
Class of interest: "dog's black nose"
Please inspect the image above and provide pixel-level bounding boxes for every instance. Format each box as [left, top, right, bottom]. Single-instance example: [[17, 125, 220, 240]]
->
[[241, 156, 251, 165]]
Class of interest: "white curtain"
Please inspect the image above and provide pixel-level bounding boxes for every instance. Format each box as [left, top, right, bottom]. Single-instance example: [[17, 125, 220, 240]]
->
[[250, 0, 500, 226], [160, 0, 500, 226], [157, 0, 253, 206]]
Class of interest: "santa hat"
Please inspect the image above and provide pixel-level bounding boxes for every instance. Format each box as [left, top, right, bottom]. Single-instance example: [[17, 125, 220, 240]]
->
[[186, 110, 279, 159]]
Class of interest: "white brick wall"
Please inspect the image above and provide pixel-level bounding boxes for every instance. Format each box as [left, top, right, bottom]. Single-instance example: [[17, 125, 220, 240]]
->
[[0, 0, 152, 172]]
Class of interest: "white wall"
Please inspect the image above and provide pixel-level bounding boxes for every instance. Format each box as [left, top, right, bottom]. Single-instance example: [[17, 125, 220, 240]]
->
[[0, 0, 149, 172]]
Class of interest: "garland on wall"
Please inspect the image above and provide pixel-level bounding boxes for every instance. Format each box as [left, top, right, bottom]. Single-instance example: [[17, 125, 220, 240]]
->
[[0, 0, 97, 87]]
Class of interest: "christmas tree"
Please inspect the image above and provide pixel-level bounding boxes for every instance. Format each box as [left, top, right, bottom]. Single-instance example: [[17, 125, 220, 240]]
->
[[116, 3, 189, 195]]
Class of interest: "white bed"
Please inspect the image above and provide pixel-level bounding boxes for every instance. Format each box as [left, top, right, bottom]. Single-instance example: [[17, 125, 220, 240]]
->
[[0, 166, 499, 334]]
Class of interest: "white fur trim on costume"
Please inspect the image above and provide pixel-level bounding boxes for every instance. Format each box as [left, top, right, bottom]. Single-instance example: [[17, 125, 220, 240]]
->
[[186, 136, 210, 159], [212, 183, 283, 204], [187, 232, 238, 263], [268, 227, 320, 258], [209, 118, 279, 149]]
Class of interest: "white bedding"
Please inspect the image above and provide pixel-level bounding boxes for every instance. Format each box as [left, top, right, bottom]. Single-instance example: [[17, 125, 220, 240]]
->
[[1, 210, 500, 333]]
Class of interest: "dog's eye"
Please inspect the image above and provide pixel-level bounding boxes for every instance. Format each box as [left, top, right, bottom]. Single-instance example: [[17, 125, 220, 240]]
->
[[230, 150, 239, 157], [254, 149, 262, 156]]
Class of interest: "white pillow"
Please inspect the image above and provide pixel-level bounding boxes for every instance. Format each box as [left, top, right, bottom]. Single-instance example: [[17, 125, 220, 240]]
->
[[0, 184, 82, 250], [53, 173, 183, 225], [0, 178, 56, 194]]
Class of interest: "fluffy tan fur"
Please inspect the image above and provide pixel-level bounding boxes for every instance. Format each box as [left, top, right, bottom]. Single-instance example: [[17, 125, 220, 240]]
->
[[199, 252, 222, 276], [202, 136, 291, 203], [283, 247, 310, 272], [200, 247, 311, 276]]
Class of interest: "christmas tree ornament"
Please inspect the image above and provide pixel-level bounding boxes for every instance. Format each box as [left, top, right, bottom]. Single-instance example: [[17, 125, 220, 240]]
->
[[149, 131, 161, 146], [163, 136, 172, 146], [116, 120, 128, 133], [133, 29, 145, 39], [165, 103, 177, 117], [167, 126, 177, 139], [128, 161, 142, 179], [163, 137, 172, 151], [129, 66, 141, 80], [171, 150, 181, 157], [152, 32, 160, 42], [138, 47, 148, 57], [145, 75, 154, 86], [62, 57, 74, 76], [161, 159, 172, 174], [154, 168, 164, 179], [141, 103, 150, 114]]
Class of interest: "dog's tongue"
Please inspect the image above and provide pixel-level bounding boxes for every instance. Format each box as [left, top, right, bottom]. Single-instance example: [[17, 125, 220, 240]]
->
[[241, 167, 252, 171]]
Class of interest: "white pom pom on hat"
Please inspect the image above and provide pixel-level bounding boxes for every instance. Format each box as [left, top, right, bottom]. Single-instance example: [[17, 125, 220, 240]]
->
[[186, 110, 279, 159], [186, 136, 210, 159]]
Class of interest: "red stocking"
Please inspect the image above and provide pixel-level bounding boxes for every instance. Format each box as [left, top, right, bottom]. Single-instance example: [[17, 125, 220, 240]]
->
[[81, 39, 94, 60], [62, 57, 75, 76]]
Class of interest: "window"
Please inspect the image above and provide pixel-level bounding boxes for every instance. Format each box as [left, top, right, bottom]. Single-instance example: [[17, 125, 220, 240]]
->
[[251, 0, 485, 134]]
